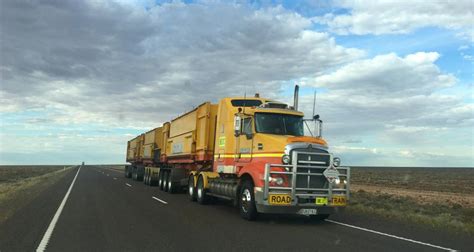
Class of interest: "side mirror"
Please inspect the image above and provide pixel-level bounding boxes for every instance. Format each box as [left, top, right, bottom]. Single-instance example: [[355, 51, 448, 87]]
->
[[234, 115, 241, 137], [313, 114, 320, 120]]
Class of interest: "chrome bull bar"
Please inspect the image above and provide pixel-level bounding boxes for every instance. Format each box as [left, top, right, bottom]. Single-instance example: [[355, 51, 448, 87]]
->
[[263, 150, 350, 206]]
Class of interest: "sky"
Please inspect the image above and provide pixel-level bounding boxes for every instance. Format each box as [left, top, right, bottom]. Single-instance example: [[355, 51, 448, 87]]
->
[[0, 0, 473, 166]]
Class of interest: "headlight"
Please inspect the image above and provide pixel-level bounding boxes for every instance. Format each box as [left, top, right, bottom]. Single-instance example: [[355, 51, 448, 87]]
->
[[281, 154, 290, 164], [333, 157, 341, 167], [270, 176, 284, 185], [334, 177, 341, 185]]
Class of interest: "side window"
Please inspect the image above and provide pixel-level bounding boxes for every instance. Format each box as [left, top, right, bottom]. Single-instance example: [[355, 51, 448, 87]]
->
[[242, 117, 252, 135]]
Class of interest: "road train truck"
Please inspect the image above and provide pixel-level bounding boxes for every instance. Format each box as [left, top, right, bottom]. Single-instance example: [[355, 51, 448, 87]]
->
[[125, 86, 350, 220]]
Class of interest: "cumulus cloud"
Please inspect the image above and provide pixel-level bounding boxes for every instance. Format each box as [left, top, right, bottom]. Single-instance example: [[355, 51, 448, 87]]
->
[[0, 0, 471, 166], [0, 0, 363, 128], [301, 52, 465, 132], [316, 0, 473, 35], [313, 52, 456, 96], [296, 51, 472, 166]]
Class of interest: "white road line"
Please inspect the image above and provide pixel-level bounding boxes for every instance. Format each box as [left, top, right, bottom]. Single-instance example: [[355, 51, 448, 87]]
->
[[113, 178, 117, 180], [36, 166, 81, 252], [125, 183, 132, 187], [152, 196, 168, 204], [325, 219, 456, 251], [106, 174, 109, 176]]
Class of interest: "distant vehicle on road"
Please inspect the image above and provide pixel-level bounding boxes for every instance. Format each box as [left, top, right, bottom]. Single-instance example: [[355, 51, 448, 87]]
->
[[125, 85, 350, 220]]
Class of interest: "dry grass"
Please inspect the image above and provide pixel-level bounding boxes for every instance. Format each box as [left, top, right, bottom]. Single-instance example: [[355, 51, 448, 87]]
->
[[0, 166, 74, 223], [350, 167, 474, 194], [348, 167, 474, 235], [0, 165, 70, 183]]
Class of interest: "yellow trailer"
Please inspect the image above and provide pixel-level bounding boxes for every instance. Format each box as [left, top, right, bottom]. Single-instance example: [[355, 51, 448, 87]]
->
[[126, 136, 140, 163], [142, 129, 156, 161], [125, 134, 145, 180], [143, 126, 167, 186], [165, 102, 218, 163]]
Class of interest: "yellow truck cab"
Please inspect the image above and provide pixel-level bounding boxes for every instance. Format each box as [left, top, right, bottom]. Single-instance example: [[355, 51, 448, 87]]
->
[[200, 90, 350, 220]]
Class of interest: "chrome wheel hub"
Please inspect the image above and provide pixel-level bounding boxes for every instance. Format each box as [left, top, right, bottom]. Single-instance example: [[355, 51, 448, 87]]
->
[[241, 189, 251, 213]]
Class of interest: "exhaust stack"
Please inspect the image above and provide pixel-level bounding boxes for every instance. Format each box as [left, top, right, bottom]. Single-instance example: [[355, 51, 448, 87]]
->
[[293, 85, 299, 111]]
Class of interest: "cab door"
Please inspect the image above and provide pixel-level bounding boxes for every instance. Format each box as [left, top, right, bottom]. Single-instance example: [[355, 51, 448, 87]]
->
[[236, 116, 253, 162]]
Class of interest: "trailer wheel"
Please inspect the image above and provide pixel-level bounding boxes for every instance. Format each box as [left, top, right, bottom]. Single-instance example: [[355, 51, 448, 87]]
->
[[150, 171, 157, 186], [196, 176, 209, 205], [167, 174, 177, 194], [126, 167, 131, 178], [158, 171, 164, 190], [143, 170, 148, 185], [163, 172, 169, 192], [239, 180, 258, 221], [188, 175, 197, 201], [146, 171, 151, 185], [136, 166, 144, 181], [132, 167, 137, 180]]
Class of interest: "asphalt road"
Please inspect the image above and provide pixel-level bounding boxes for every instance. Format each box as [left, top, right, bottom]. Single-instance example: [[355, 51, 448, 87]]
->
[[1, 165, 473, 251]]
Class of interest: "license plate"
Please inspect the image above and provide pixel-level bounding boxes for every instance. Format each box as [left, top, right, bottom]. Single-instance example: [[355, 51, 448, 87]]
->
[[331, 196, 346, 206], [298, 208, 318, 215], [268, 194, 292, 205]]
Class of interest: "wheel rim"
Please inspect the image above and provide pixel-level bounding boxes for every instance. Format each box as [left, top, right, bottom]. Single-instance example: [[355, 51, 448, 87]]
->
[[158, 174, 162, 187], [241, 188, 251, 213]]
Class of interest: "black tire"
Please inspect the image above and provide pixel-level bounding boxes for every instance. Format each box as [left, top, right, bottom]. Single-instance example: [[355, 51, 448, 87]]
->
[[167, 174, 177, 194], [143, 170, 148, 185], [163, 172, 169, 192], [132, 167, 137, 180], [150, 171, 157, 186], [196, 176, 209, 205], [158, 171, 164, 190], [188, 175, 197, 201], [147, 171, 151, 185], [239, 180, 258, 221], [136, 166, 144, 181]]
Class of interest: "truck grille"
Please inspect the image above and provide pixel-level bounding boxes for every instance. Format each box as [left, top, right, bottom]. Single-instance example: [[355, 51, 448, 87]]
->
[[263, 149, 350, 206], [295, 151, 330, 189]]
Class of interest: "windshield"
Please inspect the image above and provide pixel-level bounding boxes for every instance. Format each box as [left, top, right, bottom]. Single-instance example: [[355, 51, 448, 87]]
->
[[255, 113, 304, 136]]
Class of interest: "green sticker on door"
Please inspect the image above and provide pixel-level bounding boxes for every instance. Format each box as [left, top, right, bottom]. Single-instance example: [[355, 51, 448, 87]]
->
[[219, 136, 226, 147]]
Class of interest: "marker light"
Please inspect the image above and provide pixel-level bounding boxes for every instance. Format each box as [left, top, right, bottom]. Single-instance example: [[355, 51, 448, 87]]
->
[[282, 154, 291, 164]]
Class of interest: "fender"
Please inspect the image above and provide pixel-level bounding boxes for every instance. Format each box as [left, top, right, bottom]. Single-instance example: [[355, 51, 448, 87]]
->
[[237, 157, 282, 187]]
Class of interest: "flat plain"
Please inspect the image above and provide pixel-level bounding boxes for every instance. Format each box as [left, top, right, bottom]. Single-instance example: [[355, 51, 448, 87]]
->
[[0, 165, 73, 223], [348, 167, 474, 235]]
